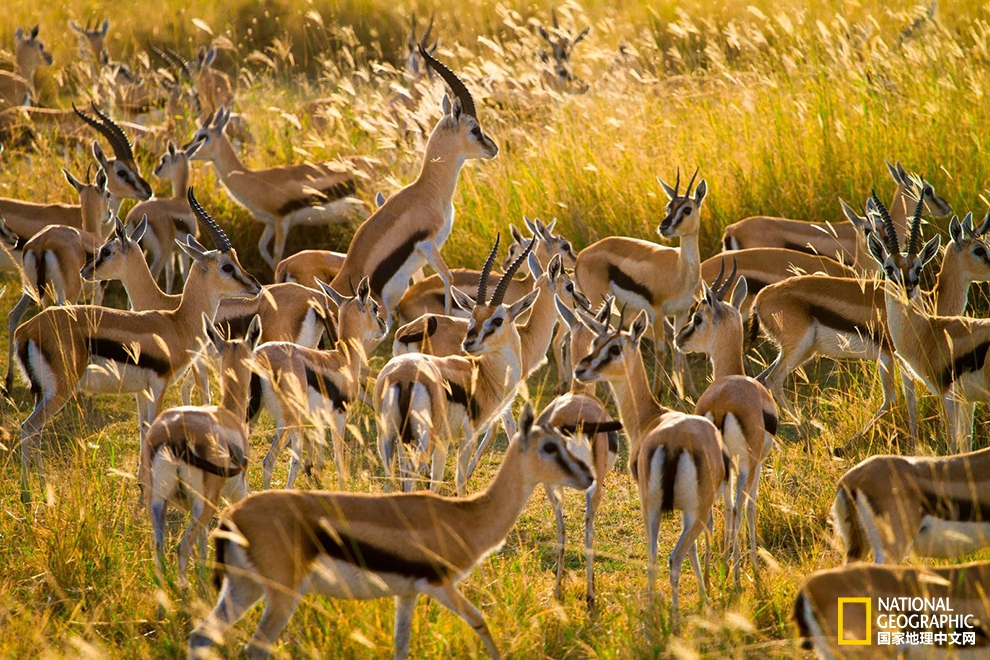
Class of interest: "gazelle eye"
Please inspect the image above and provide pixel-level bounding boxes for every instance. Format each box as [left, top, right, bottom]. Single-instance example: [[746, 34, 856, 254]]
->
[[694, 314, 702, 325], [608, 345, 621, 357], [222, 263, 234, 274], [566, 284, 574, 292], [101, 247, 111, 258], [542, 442, 559, 454], [975, 247, 987, 258], [470, 126, 482, 137], [492, 317, 503, 327]]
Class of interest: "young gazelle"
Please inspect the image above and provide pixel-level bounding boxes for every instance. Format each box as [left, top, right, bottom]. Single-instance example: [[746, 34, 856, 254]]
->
[[675, 266, 778, 587], [253, 276, 387, 489], [375, 237, 539, 495], [831, 447, 990, 566], [575, 169, 708, 397], [144, 314, 261, 590], [124, 140, 201, 292], [13, 189, 261, 502], [868, 191, 990, 453], [188, 403, 594, 659], [328, 46, 498, 319], [754, 212, 990, 454], [722, 162, 951, 272], [183, 106, 361, 270], [73, 103, 155, 207], [0, 25, 53, 109], [793, 561, 990, 658], [3, 168, 112, 393], [573, 308, 727, 626]]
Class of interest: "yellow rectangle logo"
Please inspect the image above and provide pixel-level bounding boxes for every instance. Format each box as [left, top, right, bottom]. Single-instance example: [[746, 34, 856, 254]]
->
[[837, 597, 872, 645]]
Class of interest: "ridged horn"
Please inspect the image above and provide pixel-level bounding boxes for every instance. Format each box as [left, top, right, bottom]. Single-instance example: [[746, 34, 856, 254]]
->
[[685, 167, 700, 197], [714, 257, 737, 301], [907, 187, 925, 256], [187, 188, 233, 252], [477, 233, 500, 305], [74, 102, 135, 161], [490, 237, 535, 306], [870, 189, 900, 255], [418, 44, 477, 119]]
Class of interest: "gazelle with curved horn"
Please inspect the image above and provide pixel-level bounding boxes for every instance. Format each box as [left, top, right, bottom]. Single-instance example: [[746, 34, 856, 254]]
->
[[183, 105, 364, 271], [375, 236, 539, 495], [575, 167, 708, 397], [868, 187, 990, 453], [329, 45, 499, 320], [187, 403, 594, 660], [73, 103, 154, 207], [385, 12, 438, 112], [753, 211, 990, 455], [573, 305, 727, 628], [538, 7, 592, 92], [253, 276, 388, 489], [12, 189, 261, 502], [0, 25, 53, 109], [3, 168, 112, 393], [675, 262, 778, 588], [144, 314, 261, 590], [722, 162, 951, 272]]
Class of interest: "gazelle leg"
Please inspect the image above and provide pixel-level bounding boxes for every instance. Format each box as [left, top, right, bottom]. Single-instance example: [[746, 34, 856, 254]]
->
[[177, 493, 216, 590], [20, 389, 71, 502], [746, 464, 763, 585], [262, 426, 290, 489], [835, 352, 898, 456], [670, 511, 707, 629], [256, 222, 276, 272], [5, 293, 35, 393], [245, 591, 303, 659], [429, 436, 448, 493], [543, 484, 566, 601], [188, 573, 264, 657], [426, 583, 500, 659], [422, 243, 453, 315], [394, 594, 419, 660], [270, 218, 290, 272], [585, 479, 602, 608], [902, 372, 919, 452], [330, 413, 349, 487]]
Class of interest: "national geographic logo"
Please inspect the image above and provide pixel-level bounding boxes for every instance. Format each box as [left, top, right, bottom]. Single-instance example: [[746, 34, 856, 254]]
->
[[837, 597, 979, 648]]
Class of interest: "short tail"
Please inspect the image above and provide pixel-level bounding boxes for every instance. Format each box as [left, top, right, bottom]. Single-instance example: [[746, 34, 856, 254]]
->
[[212, 521, 230, 591], [396, 383, 415, 446], [723, 234, 740, 251], [792, 591, 815, 650], [831, 487, 865, 563], [246, 372, 263, 422], [747, 309, 762, 348]]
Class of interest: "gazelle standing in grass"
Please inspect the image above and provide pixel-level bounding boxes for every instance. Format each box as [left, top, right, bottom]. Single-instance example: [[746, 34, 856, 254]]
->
[[12, 189, 261, 502], [329, 45, 498, 320], [144, 314, 261, 590], [187, 402, 594, 660], [0, 25, 53, 109], [575, 168, 708, 398], [574, 307, 727, 627], [538, 7, 592, 92], [253, 276, 387, 489], [124, 140, 201, 292], [675, 264, 778, 588]]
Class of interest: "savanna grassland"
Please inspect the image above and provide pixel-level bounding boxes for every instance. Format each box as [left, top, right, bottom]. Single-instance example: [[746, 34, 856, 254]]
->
[[1, 0, 990, 657]]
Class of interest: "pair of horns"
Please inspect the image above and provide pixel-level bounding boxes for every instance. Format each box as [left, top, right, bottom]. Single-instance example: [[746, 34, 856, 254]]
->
[[673, 167, 700, 198], [708, 257, 738, 302], [73, 102, 135, 162], [187, 188, 233, 253], [870, 184, 925, 255], [477, 234, 535, 306], [149, 42, 192, 80], [418, 43, 477, 119], [409, 12, 435, 48]]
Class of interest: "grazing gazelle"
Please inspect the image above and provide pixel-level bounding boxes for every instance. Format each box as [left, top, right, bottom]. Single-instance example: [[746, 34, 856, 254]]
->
[[575, 168, 708, 397], [187, 402, 594, 660], [328, 45, 498, 320], [13, 189, 261, 502], [675, 264, 778, 587], [831, 447, 990, 565], [868, 189, 990, 453], [144, 314, 261, 590], [254, 276, 388, 489], [4, 168, 112, 394], [793, 561, 990, 658], [722, 162, 951, 272], [124, 140, 201, 292], [73, 103, 154, 207], [0, 25, 53, 109], [184, 106, 361, 270], [574, 307, 727, 627]]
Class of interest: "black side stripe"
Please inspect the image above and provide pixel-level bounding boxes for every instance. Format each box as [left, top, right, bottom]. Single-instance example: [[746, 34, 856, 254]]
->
[[808, 303, 882, 343], [246, 372, 263, 422], [371, 229, 432, 298], [939, 341, 990, 389], [18, 339, 40, 398], [558, 420, 623, 436], [163, 436, 246, 477], [304, 366, 348, 411], [607, 263, 654, 305], [445, 380, 481, 422], [87, 338, 171, 376], [276, 179, 356, 217], [314, 526, 450, 583], [35, 250, 47, 301], [763, 408, 778, 437]]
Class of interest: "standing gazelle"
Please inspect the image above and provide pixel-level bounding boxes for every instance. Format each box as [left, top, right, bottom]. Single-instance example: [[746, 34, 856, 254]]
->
[[574, 307, 727, 627], [188, 403, 594, 659], [13, 189, 261, 502], [0, 25, 53, 109], [868, 188, 990, 453], [675, 265, 778, 587], [575, 169, 707, 397], [144, 314, 261, 590]]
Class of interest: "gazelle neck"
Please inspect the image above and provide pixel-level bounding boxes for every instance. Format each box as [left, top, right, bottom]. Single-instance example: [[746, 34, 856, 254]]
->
[[220, 362, 252, 421], [122, 250, 172, 310], [338, 337, 369, 385], [931, 250, 973, 316], [609, 350, 666, 449], [413, 136, 466, 207], [209, 134, 248, 180], [175, 264, 224, 325], [462, 439, 536, 553], [676, 230, 702, 284], [169, 162, 190, 200], [711, 322, 746, 380], [519, 284, 556, 375]]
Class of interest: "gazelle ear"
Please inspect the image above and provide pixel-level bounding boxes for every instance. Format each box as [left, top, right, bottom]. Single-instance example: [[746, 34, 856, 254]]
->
[[63, 168, 85, 192], [920, 235, 941, 266], [167, 140, 176, 155], [839, 198, 868, 230], [523, 216, 538, 235], [183, 137, 203, 158], [701, 280, 715, 305], [375, 191, 386, 208], [948, 215, 963, 248], [113, 216, 127, 240], [527, 251, 543, 280], [204, 44, 217, 67], [101, 18, 110, 36], [629, 310, 649, 343], [131, 215, 149, 244], [575, 306, 606, 334], [547, 253, 563, 281], [886, 159, 902, 185], [867, 231, 888, 266], [517, 402, 535, 450], [508, 288, 540, 320], [177, 235, 207, 261], [30, 25, 40, 40], [656, 176, 676, 200], [450, 96, 463, 123], [574, 26, 592, 44], [441, 93, 452, 116], [729, 276, 748, 311], [245, 314, 263, 349], [316, 277, 347, 309], [554, 294, 578, 329], [356, 276, 372, 305], [451, 286, 477, 312], [509, 224, 525, 245], [693, 179, 708, 204], [203, 313, 226, 352]]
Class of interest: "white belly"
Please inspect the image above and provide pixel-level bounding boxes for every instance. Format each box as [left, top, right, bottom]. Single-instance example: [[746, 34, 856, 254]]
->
[[308, 556, 418, 600], [911, 517, 990, 558], [817, 329, 880, 360], [78, 358, 159, 394]]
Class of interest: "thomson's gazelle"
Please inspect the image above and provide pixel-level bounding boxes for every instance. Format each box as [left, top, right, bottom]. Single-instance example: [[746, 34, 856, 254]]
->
[[73, 103, 154, 206], [0, 25, 52, 109], [188, 403, 594, 659]]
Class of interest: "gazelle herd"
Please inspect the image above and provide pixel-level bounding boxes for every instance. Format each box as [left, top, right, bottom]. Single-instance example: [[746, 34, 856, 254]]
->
[[3, 11, 990, 659]]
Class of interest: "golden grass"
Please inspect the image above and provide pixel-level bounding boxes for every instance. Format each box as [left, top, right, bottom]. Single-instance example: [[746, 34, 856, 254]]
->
[[2, 0, 990, 657]]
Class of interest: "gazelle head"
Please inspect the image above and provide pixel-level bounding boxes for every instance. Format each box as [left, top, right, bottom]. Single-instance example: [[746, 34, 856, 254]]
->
[[867, 186, 940, 301], [419, 46, 498, 162], [203, 312, 263, 396], [675, 259, 747, 355], [404, 13, 438, 79], [317, 276, 388, 348], [516, 401, 596, 492], [63, 166, 111, 234], [528, 251, 589, 311], [945, 211, 990, 281], [506, 216, 578, 271], [555, 293, 613, 367], [149, 43, 200, 118], [13, 25, 53, 76], [656, 168, 708, 239], [886, 160, 952, 219], [455, 235, 540, 356], [573, 306, 649, 385], [154, 140, 198, 181], [195, 44, 218, 75], [74, 103, 153, 201], [183, 106, 231, 162], [82, 215, 147, 282], [69, 17, 110, 65], [180, 189, 262, 298], [538, 8, 591, 91]]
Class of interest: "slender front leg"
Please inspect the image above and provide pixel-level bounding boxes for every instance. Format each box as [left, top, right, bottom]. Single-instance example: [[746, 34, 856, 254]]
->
[[543, 484, 566, 601], [422, 243, 453, 315], [394, 594, 419, 660], [271, 218, 291, 272], [329, 412, 349, 487], [426, 583, 500, 659]]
